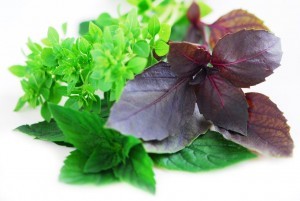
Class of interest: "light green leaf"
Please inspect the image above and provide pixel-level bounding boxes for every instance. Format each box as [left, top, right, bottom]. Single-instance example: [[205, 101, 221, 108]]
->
[[89, 73, 113, 92], [77, 37, 91, 54], [159, 23, 171, 42], [41, 48, 57, 67], [152, 131, 256, 172], [133, 40, 150, 58], [89, 22, 102, 40], [154, 40, 169, 56], [95, 13, 118, 29], [48, 27, 59, 45], [148, 15, 160, 37], [199, 1, 213, 17], [62, 23, 68, 35], [9, 65, 26, 77], [14, 96, 27, 111], [126, 57, 147, 74], [60, 150, 117, 185], [126, 9, 140, 37], [113, 145, 156, 194]]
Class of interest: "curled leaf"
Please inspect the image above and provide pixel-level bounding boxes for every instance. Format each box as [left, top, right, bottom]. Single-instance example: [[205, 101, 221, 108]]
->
[[144, 106, 212, 153], [215, 93, 293, 157], [211, 30, 282, 87], [107, 62, 196, 141], [168, 42, 211, 77], [209, 9, 269, 48], [194, 72, 248, 135]]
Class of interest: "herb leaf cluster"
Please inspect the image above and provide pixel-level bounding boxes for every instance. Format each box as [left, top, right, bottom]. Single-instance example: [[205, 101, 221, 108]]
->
[[10, 9, 171, 121], [11, 0, 294, 194]]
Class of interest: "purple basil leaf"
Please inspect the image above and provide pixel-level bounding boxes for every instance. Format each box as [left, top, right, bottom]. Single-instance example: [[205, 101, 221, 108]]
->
[[106, 62, 196, 141], [209, 9, 269, 48], [184, 25, 203, 44], [194, 73, 248, 135], [214, 93, 293, 157], [187, 1, 200, 26], [144, 106, 212, 153], [211, 30, 282, 88], [167, 42, 211, 77]]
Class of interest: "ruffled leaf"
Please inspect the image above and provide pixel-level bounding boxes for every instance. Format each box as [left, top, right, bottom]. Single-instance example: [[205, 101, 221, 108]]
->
[[211, 30, 282, 87], [194, 72, 248, 134], [107, 62, 196, 141], [167, 42, 211, 77], [209, 9, 269, 48], [215, 93, 293, 157]]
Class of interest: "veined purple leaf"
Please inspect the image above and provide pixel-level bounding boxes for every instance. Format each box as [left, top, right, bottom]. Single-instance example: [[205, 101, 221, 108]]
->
[[215, 93, 293, 157], [194, 72, 248, 135], [144, 106, 212, 153], [106, 62, 196, 141], [167, 42, 211, 77], [209, 9, 269, 48], [211, 30, 282, 88]]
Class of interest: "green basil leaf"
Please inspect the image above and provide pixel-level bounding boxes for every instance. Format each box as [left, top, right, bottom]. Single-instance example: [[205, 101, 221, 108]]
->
[[133, 40, 150, 58], [148, 16, 160, 37], [9, 65, 26, 77], [154, 40, 169, 56]]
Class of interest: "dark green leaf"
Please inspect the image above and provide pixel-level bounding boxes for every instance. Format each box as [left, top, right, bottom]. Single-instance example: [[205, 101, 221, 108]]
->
[[49, 104, 107, 155], [15, 119, 65, 142], [64, 97, 83, 110], [79, 21, 90, 35], [84, 144, 122, 173], [113, 145, 156, 193], [60, 150, 117, 185], [152, 131, 256, 172]]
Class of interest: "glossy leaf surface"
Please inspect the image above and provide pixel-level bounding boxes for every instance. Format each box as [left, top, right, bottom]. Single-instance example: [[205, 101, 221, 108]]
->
[[211, 30, 282, 87], [209, 9, 269, 48], [194, 73, 248, 134], [107, 62, 196, 141]]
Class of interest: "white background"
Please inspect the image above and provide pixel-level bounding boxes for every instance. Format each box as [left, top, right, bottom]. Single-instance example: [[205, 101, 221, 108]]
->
[[0, 0, 299, 200]]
